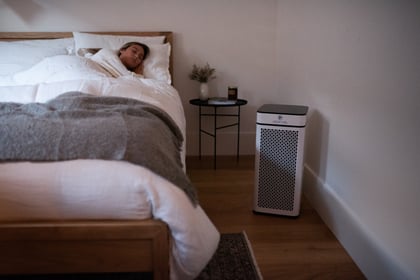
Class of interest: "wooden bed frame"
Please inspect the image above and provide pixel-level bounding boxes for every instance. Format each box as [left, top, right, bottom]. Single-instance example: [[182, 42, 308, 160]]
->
[[0, 31, 174, 280]]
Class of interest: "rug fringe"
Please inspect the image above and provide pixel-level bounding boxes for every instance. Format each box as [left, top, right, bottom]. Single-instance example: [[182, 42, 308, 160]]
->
[[242, 231, 264, 280]]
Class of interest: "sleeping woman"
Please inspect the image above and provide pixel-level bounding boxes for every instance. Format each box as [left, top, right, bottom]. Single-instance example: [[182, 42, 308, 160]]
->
[[0, 42, 151, 86], [118, 42, 150, 75]]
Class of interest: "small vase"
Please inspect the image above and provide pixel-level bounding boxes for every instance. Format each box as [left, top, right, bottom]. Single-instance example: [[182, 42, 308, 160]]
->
[[199, 83, 209, 101]]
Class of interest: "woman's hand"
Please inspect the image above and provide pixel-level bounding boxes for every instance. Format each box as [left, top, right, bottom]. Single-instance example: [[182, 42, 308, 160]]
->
[[134, 63, 144, 75]]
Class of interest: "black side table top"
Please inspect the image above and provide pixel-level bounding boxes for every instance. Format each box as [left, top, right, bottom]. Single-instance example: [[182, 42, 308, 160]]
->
[[189, 98, 248, 107]]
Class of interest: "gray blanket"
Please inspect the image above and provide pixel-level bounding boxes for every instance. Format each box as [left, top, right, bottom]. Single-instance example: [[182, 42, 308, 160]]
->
[[0, 92, 197, 205]]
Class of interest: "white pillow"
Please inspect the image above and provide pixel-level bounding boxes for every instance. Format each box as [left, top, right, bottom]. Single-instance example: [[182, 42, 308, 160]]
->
[[0, 38, 74, 76], [73, 32, 165, 56], [143, 43, 171, 84]]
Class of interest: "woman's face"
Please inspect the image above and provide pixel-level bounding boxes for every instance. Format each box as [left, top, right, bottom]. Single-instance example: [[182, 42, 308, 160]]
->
[[119, 45, 145, 70]]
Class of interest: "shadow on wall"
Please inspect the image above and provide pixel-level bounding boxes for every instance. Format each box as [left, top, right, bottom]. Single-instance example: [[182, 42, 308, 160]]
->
[[4, 0, 44, 22], [304, 109, 329, 182]]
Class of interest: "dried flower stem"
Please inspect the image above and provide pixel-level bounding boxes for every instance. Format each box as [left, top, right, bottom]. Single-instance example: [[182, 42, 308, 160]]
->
[[189, 63, 216, 83]]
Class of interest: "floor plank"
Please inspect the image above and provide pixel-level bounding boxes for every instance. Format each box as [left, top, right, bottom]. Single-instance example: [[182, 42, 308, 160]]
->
[[186, 155, 366, 280]]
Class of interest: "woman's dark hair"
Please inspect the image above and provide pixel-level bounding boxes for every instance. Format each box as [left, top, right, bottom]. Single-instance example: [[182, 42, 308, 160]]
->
[[119, 42, 150, 59]]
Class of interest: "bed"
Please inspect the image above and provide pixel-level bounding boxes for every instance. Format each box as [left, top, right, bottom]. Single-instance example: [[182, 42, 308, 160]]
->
[[0, 32, 220, 280]]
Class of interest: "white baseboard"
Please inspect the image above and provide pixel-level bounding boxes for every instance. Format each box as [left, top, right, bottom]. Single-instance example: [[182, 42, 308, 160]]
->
[[303, 164, 414, 280]]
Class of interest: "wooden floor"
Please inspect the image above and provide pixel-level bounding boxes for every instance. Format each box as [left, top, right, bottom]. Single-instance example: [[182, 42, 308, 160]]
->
[[186, 155, 366, 280]]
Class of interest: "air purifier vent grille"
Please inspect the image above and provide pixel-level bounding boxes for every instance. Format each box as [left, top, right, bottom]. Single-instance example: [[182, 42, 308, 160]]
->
[[257, 128, 298, 211]]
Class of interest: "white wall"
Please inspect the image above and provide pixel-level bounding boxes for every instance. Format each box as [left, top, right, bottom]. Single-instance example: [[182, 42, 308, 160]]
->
[[276, 1, 420, 279], [1, 0, 419, 279]]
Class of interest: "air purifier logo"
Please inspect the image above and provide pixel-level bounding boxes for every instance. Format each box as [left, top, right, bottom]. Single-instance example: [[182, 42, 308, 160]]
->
[[273, 115, 287, 125]]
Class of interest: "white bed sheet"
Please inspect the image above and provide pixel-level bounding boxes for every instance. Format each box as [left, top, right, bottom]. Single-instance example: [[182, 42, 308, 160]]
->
[[0, 55, 220, 279]]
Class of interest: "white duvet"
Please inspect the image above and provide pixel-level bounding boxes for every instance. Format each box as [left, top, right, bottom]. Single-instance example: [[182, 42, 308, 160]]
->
[[0, 53, 220, 280]]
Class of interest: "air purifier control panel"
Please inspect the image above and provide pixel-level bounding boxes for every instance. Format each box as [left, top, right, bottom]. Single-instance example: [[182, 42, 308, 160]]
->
[[257, 104, 308, 127]]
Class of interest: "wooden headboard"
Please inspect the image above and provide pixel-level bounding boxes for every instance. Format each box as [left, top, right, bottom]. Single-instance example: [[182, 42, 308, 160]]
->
[[0, 31, 174, 78]]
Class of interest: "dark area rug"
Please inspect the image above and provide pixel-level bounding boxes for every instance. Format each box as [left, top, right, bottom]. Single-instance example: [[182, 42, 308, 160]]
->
[[196, 231, 262, 280], [0, 232, 262, 280]]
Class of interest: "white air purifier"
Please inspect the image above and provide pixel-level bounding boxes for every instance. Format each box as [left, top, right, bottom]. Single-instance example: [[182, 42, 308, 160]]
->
[[253, 104, 308, 216]]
